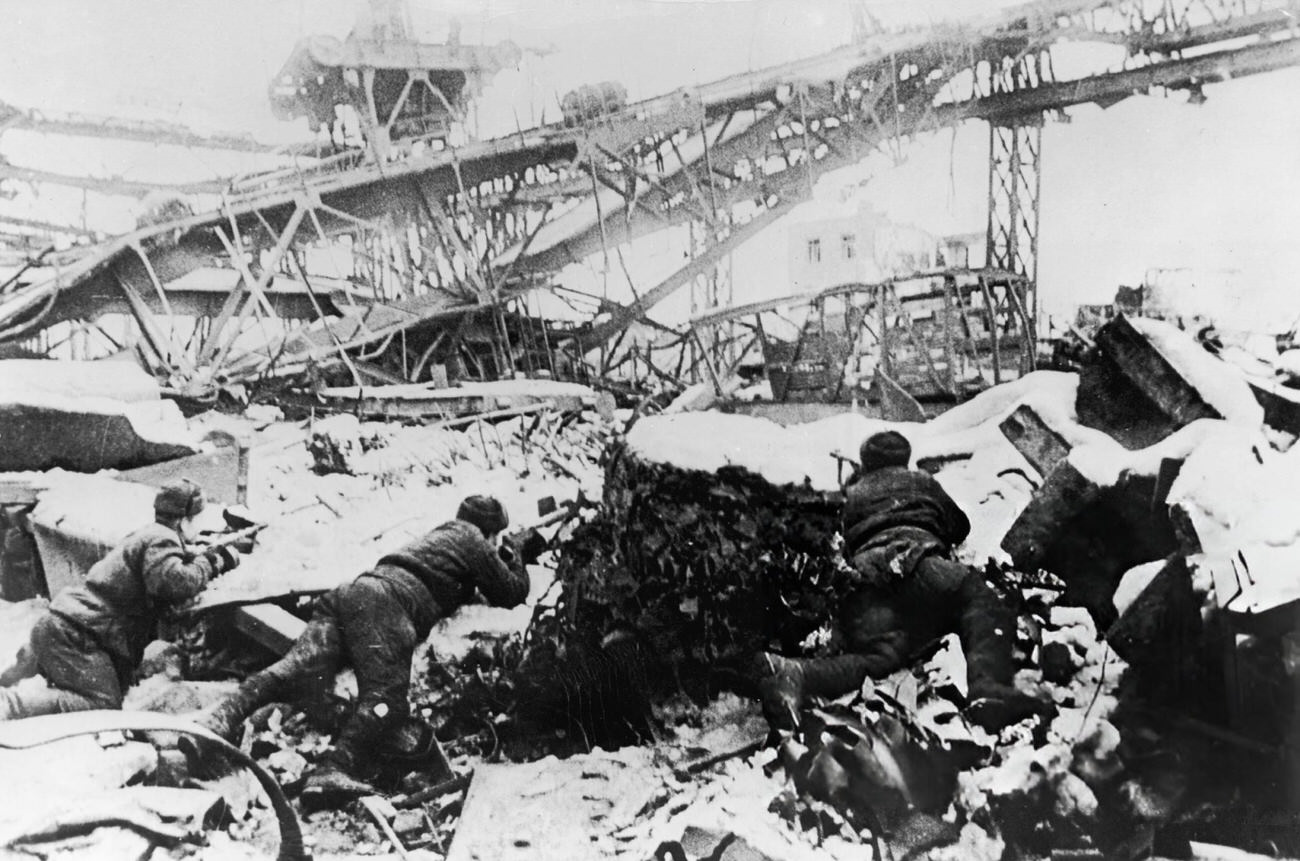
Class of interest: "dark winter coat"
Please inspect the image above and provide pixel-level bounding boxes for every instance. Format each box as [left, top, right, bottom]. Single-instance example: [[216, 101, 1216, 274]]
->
[[841, 465, 971, 564], [375, 519, 529, 613], [47, 522, 217, 680]]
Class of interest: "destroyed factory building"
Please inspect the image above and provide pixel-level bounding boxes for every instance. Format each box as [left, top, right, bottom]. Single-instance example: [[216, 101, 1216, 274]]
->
[[0, 1, 1299, 859]]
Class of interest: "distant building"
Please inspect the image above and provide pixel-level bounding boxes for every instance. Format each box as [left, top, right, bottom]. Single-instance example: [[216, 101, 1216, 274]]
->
[[938, 231, 985, 269], [787, 205, 938, 293]]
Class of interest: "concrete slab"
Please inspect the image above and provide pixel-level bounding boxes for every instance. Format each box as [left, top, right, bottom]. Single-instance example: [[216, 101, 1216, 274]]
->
[[1095, 315, 1220, 427], [0, 399, 197, 472], [0, 359, 198, 472], [998, 404, 1071, 478], [1000, 460, 1101, 572], [117, 429, 248, 505]]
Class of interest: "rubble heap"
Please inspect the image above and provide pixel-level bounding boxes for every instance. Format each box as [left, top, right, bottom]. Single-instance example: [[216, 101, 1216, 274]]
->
[[526, 314, 1300, 857]]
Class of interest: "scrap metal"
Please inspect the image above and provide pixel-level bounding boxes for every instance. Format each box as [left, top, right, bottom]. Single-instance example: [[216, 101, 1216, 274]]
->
[[0, 0, 1295, 397]]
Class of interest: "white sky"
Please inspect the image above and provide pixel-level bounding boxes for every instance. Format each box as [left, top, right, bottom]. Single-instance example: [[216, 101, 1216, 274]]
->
[[0, 0, 1298, 330]]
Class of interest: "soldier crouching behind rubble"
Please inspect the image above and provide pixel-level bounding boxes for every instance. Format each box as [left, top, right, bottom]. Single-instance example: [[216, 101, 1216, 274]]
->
[[756, 430, 1049, 733], [197, 494, 539, 807], [0, 479, 240, 719]]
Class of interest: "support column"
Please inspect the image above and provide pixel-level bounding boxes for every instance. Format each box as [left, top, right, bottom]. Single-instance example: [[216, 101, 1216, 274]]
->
[[985, 116, 1043, 343]]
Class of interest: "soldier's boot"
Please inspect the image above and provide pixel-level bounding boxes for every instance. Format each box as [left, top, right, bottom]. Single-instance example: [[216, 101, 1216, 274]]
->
[[301, 694, 403, 810], [753, 651, 888, 732], [381, 719, 453, 783], [198, 616, 341, 743], [300, 710, 386, 810], [959, 586, 1054, 731], [197, 676, 279, 743]]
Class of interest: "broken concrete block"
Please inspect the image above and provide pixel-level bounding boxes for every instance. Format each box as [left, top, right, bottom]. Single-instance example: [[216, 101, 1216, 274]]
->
[[1112, 560, 1166, 618], [999, 404, 1072, 477], [0, 361, 198, 472], [1001, 460, 1102, 573], [1094, 315, 1219, 426], [1075, 356, 1180, 450], [118, 429, 248, 505], [1080, 316, 1263, 450], [0, 399, 197, 472], [1003, 447, 1183, 627], [1106, 556, 1205, 684]]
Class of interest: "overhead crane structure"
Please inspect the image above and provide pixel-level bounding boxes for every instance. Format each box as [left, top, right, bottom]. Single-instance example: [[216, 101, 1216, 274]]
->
[[0, 0, 1297, 396]]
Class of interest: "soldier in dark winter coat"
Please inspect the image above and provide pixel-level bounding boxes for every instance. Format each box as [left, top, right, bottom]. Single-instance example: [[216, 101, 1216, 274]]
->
[[0, 479, 238, 719], [199, 495, 535, 805], [757, 431, 1045, 732]]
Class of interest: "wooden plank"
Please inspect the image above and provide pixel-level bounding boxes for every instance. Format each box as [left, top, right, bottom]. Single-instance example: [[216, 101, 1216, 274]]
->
[[233, 604, 306, 656]]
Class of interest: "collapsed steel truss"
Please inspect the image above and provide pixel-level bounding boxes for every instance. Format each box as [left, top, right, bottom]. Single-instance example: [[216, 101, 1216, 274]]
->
[[0, 0, 1297, 395]]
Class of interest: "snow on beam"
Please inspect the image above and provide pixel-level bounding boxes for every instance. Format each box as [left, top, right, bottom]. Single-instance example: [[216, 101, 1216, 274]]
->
[[0, 361, 198, 473]]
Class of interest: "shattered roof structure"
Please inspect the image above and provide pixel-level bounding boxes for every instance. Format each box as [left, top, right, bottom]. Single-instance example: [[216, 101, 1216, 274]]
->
[[0, 0, 1298, 398]]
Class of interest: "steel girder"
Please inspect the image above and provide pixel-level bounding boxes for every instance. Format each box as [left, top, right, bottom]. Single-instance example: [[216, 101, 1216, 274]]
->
[[2, 0, 1299, 387]]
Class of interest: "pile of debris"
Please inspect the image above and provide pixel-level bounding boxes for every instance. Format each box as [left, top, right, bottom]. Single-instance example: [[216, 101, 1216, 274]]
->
[[521, 314, 1300, 857], [4, 313, 1300, 858], [0, 377, 618, 857]]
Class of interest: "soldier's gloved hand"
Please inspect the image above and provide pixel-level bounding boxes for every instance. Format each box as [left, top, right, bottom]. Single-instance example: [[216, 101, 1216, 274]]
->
[[505, 527, 547, 565], [205, 545, 240, 574]]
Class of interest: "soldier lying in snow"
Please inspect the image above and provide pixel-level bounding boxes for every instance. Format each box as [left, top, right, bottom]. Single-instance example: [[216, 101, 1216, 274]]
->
[[756, 430, 1049, 733], [198, 494, 540, 807], [0, 479, 240, 719]]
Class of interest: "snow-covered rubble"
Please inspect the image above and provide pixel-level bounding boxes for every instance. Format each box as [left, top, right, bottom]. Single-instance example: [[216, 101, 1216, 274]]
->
[[195, 409, 605, 608], [1127, 317, 1265, 427], [7, 309, 1300, 858], [0, 359, 200, 473], [626, 370, 1088, 567], [0, 359, 165, 404]]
